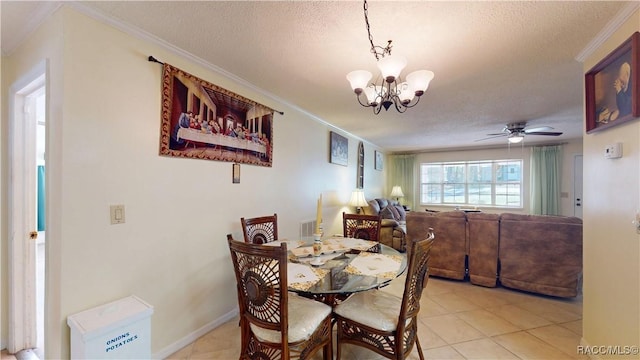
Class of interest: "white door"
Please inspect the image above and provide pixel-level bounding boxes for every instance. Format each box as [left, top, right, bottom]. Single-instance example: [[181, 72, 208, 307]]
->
[[574, 155, 583, 218], [8, 65, 46, 355]]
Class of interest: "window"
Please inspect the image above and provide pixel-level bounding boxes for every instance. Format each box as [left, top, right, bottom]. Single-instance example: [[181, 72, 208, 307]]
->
[[420, 160, 522, 208]]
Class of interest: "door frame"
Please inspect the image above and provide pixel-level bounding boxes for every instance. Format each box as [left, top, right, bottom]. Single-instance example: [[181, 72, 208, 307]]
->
[[7, 61, 46, 354], [573, 154, 583, 219]]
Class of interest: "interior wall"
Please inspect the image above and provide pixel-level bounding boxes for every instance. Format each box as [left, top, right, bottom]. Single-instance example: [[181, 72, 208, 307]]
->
[[0, 6, 383, 358], [410, 139, 582, 216], [582, 11, 640, 357]]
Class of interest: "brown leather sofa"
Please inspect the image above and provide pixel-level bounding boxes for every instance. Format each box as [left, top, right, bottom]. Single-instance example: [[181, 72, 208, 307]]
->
[[499, 213, 583, 298], [406, 210, 583, 298], [362, 198, 407, 252], [406, 211, 468, 280], [467, 212, 501, 287]]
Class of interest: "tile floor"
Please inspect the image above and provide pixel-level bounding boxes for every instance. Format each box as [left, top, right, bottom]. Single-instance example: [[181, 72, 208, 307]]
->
[[167, 276, 584, 359]]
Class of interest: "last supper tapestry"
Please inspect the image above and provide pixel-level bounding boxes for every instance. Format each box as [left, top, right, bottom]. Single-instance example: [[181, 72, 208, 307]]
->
[[159, 63, 275, 167]]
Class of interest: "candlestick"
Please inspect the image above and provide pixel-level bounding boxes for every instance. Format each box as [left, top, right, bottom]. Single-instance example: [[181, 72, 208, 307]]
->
[[315, 194, 322, 235], [310, 232, 323, 266]]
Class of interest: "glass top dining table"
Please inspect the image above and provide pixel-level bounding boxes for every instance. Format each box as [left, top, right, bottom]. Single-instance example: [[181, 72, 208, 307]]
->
[[268, 237, 407, 306]]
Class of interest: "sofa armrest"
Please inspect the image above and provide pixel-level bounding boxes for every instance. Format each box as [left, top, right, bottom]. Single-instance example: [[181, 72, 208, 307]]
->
[[381, 218, 400, 227]]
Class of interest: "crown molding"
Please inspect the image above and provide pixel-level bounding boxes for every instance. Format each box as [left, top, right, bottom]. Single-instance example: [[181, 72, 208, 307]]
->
[[66, 2, 377, 148], [575, 2, 640, 62], [1, 2, 62, 56]]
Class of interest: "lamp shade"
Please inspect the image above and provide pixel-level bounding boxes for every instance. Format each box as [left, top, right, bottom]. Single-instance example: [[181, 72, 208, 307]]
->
[[377, 54, 407, 83], [349, 189, 368, 207], [346, 70, 372, 93], [397, 82, 415, 103], [406, 70, 435, 95], [390, 186, 404, 198], [364, 85, 386, 105]]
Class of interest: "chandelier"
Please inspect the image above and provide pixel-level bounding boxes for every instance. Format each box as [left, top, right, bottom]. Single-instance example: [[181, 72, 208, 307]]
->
[[346, 0, 434, 114]]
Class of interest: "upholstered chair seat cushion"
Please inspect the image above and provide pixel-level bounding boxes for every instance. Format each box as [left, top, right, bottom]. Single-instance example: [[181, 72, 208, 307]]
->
[[250, 293, 331, 343], [333, 290, 402, 331]]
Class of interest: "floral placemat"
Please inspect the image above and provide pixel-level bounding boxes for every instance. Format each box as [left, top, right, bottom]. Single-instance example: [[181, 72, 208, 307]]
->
[[290, 243, 347, 257], [344, 252, 403, 279], [324, 237, 378, 251], [287, 263, 329, 291], [263, 239, 305, 249]]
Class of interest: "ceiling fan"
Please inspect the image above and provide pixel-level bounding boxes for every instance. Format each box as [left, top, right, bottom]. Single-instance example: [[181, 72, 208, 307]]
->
[[476, 122, 563, 143]]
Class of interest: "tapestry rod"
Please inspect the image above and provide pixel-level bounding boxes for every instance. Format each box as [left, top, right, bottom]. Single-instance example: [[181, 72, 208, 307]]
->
[[147, 55, 284, 116], [148, 56, 164, 65]]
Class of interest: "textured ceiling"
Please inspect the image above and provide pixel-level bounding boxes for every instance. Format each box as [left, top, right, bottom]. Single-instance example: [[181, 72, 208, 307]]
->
[[2, 1, 634, 152]]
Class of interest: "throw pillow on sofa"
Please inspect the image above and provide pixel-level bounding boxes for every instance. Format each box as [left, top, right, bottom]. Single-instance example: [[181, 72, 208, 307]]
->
[[380, 206, 395, 219], [367, 200, 381, 214], [387, 205, 401, 220]]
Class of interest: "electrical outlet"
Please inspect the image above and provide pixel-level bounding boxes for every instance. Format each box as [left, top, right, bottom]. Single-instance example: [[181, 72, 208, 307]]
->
[[110, 205, 125, 224]]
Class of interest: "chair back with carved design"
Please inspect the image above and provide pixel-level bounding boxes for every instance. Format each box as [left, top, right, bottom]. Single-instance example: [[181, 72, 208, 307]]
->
[[343, 212, 382, 241], [333, 228, 435, 360], [227, 235, 333, 360], [241, 214, 278, 244], [395, 229, 435, 357]]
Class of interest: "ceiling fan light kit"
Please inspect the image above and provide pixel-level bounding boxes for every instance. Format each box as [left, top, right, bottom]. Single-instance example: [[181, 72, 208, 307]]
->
[[346, 0, 434, 114], [508, 133, 524, 144], [477, 121, 563, 144]]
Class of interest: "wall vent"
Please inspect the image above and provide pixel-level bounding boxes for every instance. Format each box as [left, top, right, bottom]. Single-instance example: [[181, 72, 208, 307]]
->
[[299, 220, 316, 238]]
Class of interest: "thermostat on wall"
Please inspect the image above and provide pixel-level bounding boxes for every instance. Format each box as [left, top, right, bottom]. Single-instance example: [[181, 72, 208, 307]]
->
[[604, 142, 622, 159]]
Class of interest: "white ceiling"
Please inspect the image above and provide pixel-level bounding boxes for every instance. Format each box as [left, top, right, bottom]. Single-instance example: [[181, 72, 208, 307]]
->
[[2, 1, 635, 152]]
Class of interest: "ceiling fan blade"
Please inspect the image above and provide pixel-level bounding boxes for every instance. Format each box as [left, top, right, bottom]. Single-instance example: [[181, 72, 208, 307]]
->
[[486, 132, 507, 136], [526, 131, 563, 136], [475, 134, 508, 142], [524, 126, 553, 133]]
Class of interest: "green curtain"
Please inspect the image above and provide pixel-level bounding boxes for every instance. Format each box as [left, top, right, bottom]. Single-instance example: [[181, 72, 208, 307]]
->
[[530, 145, 561, 215], [388, 154, 416, 209], [37, 165, 45, 231]]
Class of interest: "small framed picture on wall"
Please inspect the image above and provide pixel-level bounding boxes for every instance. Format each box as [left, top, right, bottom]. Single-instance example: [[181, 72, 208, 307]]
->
[[374, 150, 383, 171], [330, 131, 348, 166], [232, 163, 240, 183]]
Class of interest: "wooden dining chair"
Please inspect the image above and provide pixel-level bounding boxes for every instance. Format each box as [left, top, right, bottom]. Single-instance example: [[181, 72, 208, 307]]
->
[[227, 235, 333, 360], [343, 212, 382, 241], [241, 213, 278, 244], [333, 228, 435, 360]]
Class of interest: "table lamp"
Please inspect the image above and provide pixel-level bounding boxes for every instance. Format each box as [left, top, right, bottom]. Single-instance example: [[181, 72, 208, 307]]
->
[[390, 186, 404, 203], [349, 189, 368, 214]]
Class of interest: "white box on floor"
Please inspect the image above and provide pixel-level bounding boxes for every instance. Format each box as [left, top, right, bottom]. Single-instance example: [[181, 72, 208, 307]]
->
[[67, 295, 154, 359]]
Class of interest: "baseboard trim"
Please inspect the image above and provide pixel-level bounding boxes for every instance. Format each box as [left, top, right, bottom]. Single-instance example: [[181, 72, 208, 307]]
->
[[152, 308, 239, 359], [580, 337, 602, 360]]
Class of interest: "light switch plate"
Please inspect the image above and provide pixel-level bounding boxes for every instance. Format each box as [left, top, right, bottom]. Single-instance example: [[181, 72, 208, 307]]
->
[[110, 205, 125, 224]]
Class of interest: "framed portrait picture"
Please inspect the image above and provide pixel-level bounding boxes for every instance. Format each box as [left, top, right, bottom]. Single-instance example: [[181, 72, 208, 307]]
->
[[330, 131, 348, 166], [585, 32, 639, 133], [374, 150, 383, 171]]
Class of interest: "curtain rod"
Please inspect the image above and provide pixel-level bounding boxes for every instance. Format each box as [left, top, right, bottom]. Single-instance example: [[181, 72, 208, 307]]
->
[[148, 55, 284, 115]]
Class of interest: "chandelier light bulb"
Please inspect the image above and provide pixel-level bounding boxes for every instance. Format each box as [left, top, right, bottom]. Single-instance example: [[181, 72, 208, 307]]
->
[[346, 70, 373, 94], [377, 54, 407, 83]]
